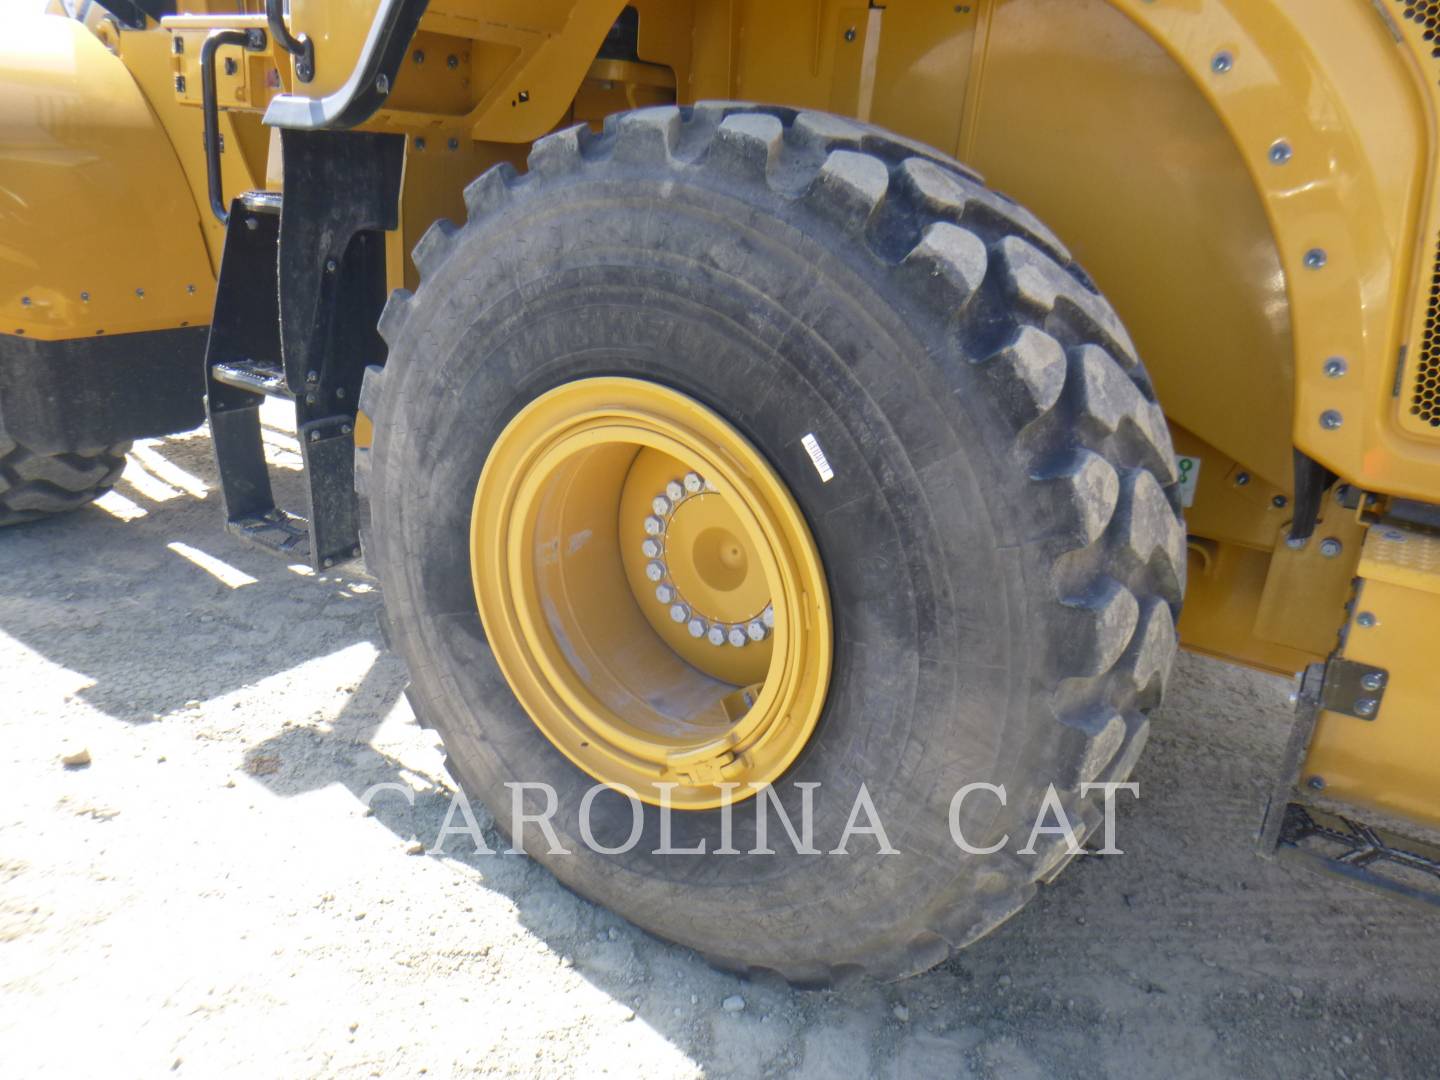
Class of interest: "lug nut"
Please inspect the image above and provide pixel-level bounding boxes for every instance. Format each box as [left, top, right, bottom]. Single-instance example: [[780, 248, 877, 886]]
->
[[665, 480, 684, 502], [644, 560, 665, 583], [641, 538, 660, 558], [669, 603, 689, 623], [707, 625, 727, 647], [746, 620, 766, 642], [643, 515, 663, 536], [688, 617, 707, 638], [683, 472, 703, 493], [655, 584, 675, 604], [727, 626, 747, 647], [762, 604, 774, 629], [652, 494, 672, 516]]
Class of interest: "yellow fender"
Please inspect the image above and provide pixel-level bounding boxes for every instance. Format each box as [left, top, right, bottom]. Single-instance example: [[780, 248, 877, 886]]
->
[[0, 15, 213, 342]]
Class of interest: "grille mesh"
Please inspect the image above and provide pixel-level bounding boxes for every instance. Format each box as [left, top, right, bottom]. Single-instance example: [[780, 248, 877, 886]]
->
[[1410, 233, 1440, 427], [1399, 4, 1440, 425], [1398, 2, 1440, 58]]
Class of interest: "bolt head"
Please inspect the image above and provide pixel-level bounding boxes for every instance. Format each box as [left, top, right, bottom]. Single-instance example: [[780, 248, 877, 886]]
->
[[1271, 495, 1287, 509], [308, 430, 321, 442], [727, 626, 747, 647], [1285, 536, 1307, 551], [1360, 672, 1385, 691], [1307, 775, 1326, 791], [322, 557, 333, 568], [79, 292, 89, 302], [643, 515, 663, 536], [655, 584, 675, 604], [669, 603, 689, 624], [644, 560, 665, 583], [1234, 471, 1250, 487], [375, 74, 389, 94], [325, 258, 337, 272], [1354, 698, 1378, 718], [651, 494, 671, 516], [1211, 50, 1234, 73], [665, 480, 685, 503], [1323, 357, 1347, 378], [707, 625, 727, 647], [1269, 140, 1293, 165], [1304, 248, 1328, 270], [683, 472, 704, 493], [1320, 409, 1343, 430], [687, 617, 707, 639], [844, 26, 857, 41], [447, 138, 459, 151], [641, 538, 660, 559], [1318, 538, 1342, 558], [446, 54, 459, 69], [245, 216, 259, 231], [746, 620, 766, 642], [762, 604, 774, 629], [1356, 611, 1377, 628]]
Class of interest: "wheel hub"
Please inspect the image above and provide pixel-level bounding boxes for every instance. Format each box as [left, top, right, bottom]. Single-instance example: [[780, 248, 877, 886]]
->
[[470, 377, 831, 809]]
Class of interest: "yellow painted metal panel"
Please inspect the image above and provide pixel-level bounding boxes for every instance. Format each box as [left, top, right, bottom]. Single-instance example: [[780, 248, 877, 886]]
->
[[1304, 526, 1440, 832], [1177, 542, 1321, 677], [0, 16, 214, 341], [964, 0, 1294, 488]]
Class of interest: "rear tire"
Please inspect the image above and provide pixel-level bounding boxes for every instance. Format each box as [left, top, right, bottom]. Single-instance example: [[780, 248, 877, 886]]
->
[[360, 104, 1185, 983], [0, 420, 128, 526]]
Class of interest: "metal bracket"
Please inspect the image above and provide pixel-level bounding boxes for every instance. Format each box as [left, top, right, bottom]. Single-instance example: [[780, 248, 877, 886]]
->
[[1319, 657, 1388, 720]]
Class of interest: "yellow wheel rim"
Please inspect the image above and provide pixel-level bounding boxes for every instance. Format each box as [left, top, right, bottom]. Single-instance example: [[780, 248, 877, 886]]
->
[[471, 377, 832, 809]]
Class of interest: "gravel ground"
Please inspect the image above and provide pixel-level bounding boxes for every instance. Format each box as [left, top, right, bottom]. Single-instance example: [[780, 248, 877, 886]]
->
[[2, 411, 1438, 1079]]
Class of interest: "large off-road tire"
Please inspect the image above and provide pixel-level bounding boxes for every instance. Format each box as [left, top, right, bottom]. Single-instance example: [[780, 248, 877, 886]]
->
[[359, 104, 1185, 984], [0, 420, 129, 527]]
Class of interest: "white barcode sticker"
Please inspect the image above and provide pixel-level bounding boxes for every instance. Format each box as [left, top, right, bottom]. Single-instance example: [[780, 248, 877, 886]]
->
[[1176, 455, 1201, 508], [800, 432, 835, 484]]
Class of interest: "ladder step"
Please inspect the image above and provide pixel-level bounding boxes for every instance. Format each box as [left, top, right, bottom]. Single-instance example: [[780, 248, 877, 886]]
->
[[211, 359, 293, 399], [226, 508, 310, 558]]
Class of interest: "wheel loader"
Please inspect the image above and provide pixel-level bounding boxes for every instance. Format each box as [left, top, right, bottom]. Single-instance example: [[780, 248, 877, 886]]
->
[[3, 0, 1438, 983]]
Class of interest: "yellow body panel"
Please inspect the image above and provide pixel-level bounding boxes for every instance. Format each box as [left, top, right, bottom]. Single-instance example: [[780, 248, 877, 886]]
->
[[1304, 526, 1440, 832], [0, 16, 214, 340]]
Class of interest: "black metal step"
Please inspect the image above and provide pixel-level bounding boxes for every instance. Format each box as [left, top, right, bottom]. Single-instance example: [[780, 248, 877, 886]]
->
[[226, 508, 310, 559], [211, 359, 293, 399]]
